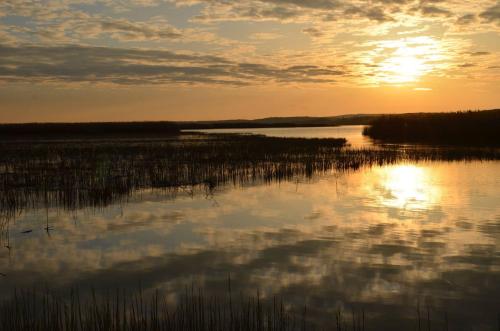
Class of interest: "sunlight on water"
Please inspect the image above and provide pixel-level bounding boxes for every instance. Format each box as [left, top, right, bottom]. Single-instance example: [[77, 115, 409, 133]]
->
[[378, 165, 440, 211]]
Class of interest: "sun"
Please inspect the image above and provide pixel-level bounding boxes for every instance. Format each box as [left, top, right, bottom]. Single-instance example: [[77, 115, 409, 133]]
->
[[379, 53, 425, 84], [374, 36, 444, 84]]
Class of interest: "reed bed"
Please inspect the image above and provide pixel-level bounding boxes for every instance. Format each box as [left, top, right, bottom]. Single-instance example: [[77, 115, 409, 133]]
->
[[1, 133, 499, 219], [2, 287, 497, 331], [0, 287, 323, 331]]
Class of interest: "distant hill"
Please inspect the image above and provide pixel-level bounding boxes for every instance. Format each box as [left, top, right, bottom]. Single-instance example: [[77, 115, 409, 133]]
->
[[177, 114, 380, 129], [363, 109, 500, 146]]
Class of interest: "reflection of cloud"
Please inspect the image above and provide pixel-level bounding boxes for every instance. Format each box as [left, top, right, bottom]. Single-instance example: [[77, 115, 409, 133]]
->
[[476, 219, 500, 239], [107, 210, 185, 232], [1, 161, 499, 330]]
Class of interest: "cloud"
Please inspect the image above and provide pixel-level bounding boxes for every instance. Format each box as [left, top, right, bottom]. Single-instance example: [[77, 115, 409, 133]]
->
[[469, 51, 490, 56], [189, 0, 399, 23], [0, 0, 497, 89], [342, 5, 395, 23], [249, 32, 282, 40], [0, 43, 346, 86], [480, 2, 500, 25], [456, 13, 476, 25], [98, 18, 182, 41], [3, 17, 182, 43], [181, 0, 500, 31], [0, 1, 183, 43], [418, 5, 451, 17], [192, 3, 304, 22], [302, 27, 325, 38]]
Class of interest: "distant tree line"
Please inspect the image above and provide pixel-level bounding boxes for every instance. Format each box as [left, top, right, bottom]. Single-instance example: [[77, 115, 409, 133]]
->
[[363, 109, 500, 146], [0, 121, 179, 139], [176, 115, 379, 130], [0, 114, 382, 138]]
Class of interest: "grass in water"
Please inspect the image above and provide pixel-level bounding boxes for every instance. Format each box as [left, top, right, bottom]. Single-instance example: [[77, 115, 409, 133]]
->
[[1, 286, 497, 331], [0, 286, 328, 331], [1, 133, 499, 219]]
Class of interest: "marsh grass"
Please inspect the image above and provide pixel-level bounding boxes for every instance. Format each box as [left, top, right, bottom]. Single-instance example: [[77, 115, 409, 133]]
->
[[0, 287, 321, 331], [1, 133, 499, 219], [1, 286, 496, 331], [0, 134, 345, 217]]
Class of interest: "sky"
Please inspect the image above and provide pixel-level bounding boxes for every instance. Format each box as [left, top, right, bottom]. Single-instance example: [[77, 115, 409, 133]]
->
[[0, 0, 499, 122]]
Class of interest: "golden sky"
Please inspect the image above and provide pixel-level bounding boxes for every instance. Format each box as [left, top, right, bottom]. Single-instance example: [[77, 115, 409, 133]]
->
[[0, 0, 499, 122]]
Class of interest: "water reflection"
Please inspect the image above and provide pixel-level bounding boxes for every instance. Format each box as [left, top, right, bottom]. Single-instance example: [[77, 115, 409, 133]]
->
[[186, 125, 371, 147], [376, 165, 441, 211], [1, 161, 499, 330]]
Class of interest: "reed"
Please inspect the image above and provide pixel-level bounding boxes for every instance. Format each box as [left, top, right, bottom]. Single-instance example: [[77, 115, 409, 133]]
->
[[0, 287, 496, 331], [0, 287, 315, 331], [1, 133, 499, 219]]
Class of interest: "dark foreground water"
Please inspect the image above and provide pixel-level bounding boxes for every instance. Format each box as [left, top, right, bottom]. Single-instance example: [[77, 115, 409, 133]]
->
[[0, 128, 499, 330]]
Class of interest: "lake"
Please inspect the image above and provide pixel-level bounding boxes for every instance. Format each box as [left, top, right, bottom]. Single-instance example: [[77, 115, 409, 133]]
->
[[0, 126, 499, 330], [186, 125, 372, 147]]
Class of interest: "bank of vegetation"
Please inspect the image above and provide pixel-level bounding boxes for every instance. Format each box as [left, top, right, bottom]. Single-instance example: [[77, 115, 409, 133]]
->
[[363, 109, 500, 146], [0, 121, 180, 139]]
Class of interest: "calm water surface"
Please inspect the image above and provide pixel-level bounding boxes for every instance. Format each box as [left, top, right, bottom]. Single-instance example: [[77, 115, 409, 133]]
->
[[1, 127, 499, 330], [186, 125, 371, 147]]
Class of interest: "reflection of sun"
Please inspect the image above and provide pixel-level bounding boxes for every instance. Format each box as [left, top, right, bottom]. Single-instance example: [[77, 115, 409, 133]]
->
[[380, 165, 439, 210], [375, 36, 444, 84]]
